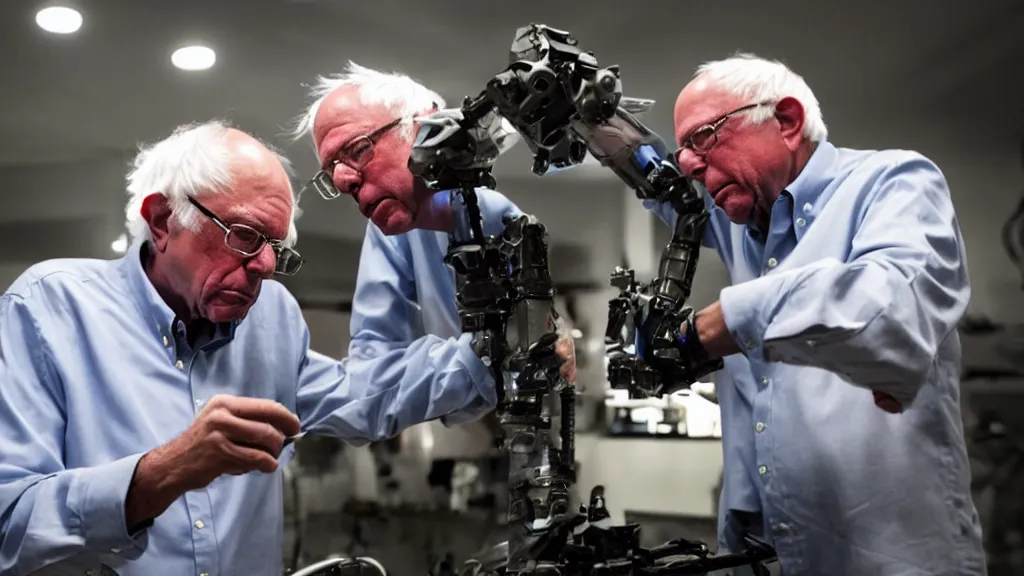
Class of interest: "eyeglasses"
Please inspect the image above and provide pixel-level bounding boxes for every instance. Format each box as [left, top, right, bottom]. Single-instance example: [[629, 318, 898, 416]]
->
[[187, 197, 305, 276], [309, 117, 404, 200], [674, 101, 775, 161]]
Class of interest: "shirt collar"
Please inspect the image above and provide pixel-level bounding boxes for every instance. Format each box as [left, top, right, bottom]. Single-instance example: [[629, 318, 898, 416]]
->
[[745, 140, 837, 243], [118, 237, 238, 346], [783, 139, 838, 212]]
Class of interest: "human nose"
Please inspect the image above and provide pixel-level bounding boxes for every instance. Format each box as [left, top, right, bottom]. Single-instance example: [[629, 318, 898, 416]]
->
[[245, 243, 277, 279], [675, 147, 706, 182], [331, 162, 363, 197]]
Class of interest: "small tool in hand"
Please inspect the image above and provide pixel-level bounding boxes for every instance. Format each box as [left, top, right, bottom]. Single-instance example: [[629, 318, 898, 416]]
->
[[282, 432, 306, 447]]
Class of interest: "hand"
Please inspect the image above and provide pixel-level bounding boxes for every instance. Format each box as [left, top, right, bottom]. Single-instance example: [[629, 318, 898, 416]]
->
[[555, 333, 577, 383], [685, 301, 740, 359], [125, 395, 300, 527], [166, 394, 301, 486]]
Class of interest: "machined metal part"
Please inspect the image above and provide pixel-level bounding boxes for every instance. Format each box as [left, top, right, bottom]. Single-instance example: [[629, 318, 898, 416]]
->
[[410, 21, 776, 576], [445, 201, 575, 576]]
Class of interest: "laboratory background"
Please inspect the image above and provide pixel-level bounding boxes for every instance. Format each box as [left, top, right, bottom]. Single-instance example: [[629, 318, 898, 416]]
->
[[1, 0, 1023, 575]]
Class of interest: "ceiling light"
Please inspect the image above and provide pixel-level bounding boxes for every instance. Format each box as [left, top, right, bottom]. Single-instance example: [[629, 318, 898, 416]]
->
[[35, 6, 83, 34], [171, 45, 216, 71]]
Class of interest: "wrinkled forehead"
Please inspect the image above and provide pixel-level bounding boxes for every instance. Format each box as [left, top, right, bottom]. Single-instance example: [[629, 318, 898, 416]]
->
[[202, 150, 295, 236], [312, 87, 388, 151], [673, 77, 746, 145]]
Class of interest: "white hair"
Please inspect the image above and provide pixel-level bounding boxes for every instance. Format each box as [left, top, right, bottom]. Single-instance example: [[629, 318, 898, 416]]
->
[[694, 53, 828, 143], [125, 119, 302, 246], [287, 61, 446, 152]]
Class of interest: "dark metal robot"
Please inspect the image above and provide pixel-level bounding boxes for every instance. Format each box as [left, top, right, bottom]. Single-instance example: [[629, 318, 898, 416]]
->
[[408, 23, 776, 576]]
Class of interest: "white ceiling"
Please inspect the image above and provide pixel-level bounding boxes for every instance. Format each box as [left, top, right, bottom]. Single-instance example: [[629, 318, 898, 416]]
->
[[2, 0, 1023, 180]]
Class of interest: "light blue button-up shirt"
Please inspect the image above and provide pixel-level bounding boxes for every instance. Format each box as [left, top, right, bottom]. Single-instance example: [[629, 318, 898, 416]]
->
[[0, 187, 517, 576], [648, 141, 985, 575], [347, 188, 522, 424]]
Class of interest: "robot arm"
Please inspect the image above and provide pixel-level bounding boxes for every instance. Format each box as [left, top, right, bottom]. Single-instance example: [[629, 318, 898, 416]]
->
[[410, 84, 577, 576], [408, 22, 774, 576], [479, 23, 724, 398]]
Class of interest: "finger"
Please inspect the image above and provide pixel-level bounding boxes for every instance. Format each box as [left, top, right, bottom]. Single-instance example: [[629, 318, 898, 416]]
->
[[220, 440, 279, 475], [215, 414, 287, 456], [873, 390, 903, 414], [219, 396, 301, 436]]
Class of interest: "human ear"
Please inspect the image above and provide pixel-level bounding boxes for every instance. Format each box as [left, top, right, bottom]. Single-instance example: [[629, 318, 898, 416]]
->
[[774, 96, 806, 151], [140, 194, 173, 251]]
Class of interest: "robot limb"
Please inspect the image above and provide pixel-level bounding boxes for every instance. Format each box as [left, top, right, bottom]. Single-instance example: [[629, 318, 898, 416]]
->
[[604, 176, 725, 398], [411, 98, 576, 576], [478, 23, 724, 399], [408, 22, 775, 576]]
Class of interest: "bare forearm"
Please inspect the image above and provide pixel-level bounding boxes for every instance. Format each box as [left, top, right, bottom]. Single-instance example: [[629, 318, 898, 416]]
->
[[124, 447, 185, 530]]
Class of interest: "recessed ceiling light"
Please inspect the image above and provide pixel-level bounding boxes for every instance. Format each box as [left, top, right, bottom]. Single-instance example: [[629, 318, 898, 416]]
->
[[171, 45, 216, 71], [35, 6, 83, 34]]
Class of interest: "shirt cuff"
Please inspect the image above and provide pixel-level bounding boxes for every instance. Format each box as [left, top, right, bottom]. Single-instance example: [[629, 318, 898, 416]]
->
[[718, 279, 771, 360], [68, 453, 150, 556], [441, 334, 498, 426]]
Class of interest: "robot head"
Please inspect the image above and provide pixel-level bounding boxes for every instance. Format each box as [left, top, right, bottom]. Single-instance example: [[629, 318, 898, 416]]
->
[[408, 106, 520, 191]]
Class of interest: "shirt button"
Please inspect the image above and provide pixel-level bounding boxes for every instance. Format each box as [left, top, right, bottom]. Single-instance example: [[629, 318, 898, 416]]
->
[[803, 202, 812, 214], [194, 520, 205, 529], [110, 547, 121, 553], [195, 398, 203, 407], [176, 360, 185, 369], [761, 377, 769, 386], [796, 217, 806, 227], [767, 257, 778, 268], [162, 335, 170, 347], [85, 571, 95, 576], [758, 465, 768, 476], [755, 422, 765, 433], [200, 573, 210, 576], [745, 340, 756, 351]]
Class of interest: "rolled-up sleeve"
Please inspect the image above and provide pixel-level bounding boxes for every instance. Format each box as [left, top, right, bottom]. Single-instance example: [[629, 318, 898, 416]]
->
[[718, 155, 969, 408], [294, 223, 496, 444], [0, 295, 148, 574]]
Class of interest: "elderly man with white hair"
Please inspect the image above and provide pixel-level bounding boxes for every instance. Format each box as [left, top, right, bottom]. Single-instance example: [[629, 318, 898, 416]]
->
[[649, 53, 985, 574], [288, 62, 577, 426], [0, 120, 510, 575]]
